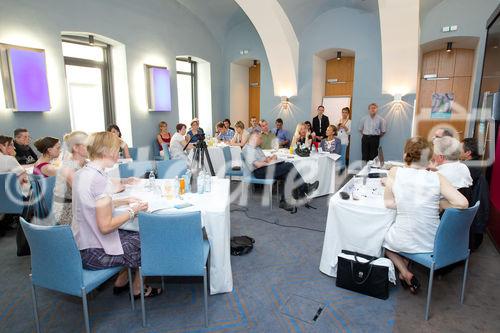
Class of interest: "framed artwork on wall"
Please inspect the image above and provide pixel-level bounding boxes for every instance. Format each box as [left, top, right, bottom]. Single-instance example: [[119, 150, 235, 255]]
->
[[0, 44, 51, 112], [145, 64, 171, 112]]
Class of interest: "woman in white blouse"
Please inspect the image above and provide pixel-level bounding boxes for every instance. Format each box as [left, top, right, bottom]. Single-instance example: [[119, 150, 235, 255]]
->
[[230, 121, 249, 147], [336, 107, 351, 170]]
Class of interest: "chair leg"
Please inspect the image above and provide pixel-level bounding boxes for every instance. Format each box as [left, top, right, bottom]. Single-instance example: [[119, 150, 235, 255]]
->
[[128, 268, 135, 311], [269, 184, 273, 210], [461, 256, 470, 304], [82, 288, 90, 333], [203, 267, 209, 327], [425, 265, 435, 321], [139, 267, 146, 327], [30, 275, 40, 333]]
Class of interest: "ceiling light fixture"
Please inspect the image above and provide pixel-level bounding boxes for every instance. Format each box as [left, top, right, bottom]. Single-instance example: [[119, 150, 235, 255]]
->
[[336, 51, 341, 60], [446, 42, 453, 53], [89, 35, 94, 46]]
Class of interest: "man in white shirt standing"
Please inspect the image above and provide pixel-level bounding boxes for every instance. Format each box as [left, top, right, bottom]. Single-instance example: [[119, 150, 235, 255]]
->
[[359, 103, 386, 162], [433, 136, 473, 189]]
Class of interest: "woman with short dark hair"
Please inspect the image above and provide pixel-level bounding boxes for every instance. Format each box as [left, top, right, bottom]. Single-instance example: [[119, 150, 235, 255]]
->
[[33, 137, 61, 177], [170, 123, 193, 160], [107, 124, 130, 159]]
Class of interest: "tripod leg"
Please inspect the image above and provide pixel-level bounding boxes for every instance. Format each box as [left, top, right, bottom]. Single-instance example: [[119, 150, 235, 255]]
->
[[203, 147, 216, 176]]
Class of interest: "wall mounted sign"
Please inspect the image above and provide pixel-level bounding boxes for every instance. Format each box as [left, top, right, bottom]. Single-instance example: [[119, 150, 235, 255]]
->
[[145, 65, 171, 112]]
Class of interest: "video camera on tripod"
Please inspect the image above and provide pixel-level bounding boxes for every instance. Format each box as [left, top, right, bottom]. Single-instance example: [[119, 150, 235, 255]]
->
[[183, 133, 215, 192]]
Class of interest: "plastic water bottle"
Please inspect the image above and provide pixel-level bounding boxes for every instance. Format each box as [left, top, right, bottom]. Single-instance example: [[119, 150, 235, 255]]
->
[[183, 170, 191, 193], [204, 174, 212, 193], [148, 170, 155, 190], [174, 176, 180, 198], [197, 171, 205, 194]]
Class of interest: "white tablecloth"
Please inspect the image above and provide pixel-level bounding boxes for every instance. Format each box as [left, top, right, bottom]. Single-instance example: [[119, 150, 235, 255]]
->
[[115, 178, 233, 295], [201, 145, 242, 178], [319, 176, 396, 277]]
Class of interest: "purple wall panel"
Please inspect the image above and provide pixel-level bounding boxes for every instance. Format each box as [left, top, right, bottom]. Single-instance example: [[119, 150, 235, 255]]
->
[[149, 66, 171, 112], [9, 48, 50, 112]]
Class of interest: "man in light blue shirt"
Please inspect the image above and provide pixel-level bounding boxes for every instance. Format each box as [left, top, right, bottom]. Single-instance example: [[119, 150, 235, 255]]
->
[[216, 121, 234, 142], [272, 118, 291, 148]]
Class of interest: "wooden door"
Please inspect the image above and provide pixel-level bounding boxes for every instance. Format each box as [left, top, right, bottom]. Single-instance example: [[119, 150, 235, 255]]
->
[[248, 62, 260, 123], [416, 48, 474, 140]]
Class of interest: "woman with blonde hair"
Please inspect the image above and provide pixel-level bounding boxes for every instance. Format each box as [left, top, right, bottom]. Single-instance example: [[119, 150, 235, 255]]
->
[[230, 121, 249, 147], [51, 131, 88, 225], [156, 121, 171, 156], [291, 123, 312, 148], [72, 131, 161, 298], [33, 137, 61, 177], [383, 137, 468, 293]]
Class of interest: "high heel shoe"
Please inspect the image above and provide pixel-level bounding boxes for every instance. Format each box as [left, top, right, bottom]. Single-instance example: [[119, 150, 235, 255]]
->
[[399, 276, 420, 294]]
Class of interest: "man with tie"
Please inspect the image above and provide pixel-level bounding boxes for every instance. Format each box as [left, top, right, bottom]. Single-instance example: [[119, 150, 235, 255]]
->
[[312, 105, 329, 140], [272, 118, 291, 148]]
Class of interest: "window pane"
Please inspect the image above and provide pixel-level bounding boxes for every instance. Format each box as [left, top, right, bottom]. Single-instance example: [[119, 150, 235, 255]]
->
[[62, 42, 104, 62], [177, 73, 193, 125], [176, 60, 192, 73], [65, 65, 106, 133]]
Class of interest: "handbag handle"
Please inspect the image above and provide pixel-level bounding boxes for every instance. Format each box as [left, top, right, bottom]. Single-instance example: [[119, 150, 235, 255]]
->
[[350, 260, 374, 285]]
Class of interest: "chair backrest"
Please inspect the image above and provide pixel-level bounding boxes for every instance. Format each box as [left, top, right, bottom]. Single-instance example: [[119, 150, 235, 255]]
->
[[118, 161, 154, 178], [222, 146, 233, 174], [139, 211, 205, 276], [152, 138, 161, 159], [433, 201, 480, 268], [20, 218, 84, 296], [161, 143, 171, 160], [38, 176, 56, 214], [128, 147, 138, 161], [156, 159, 187, 179], [0, 172, 25, 214], [240, 152, 252, 178]]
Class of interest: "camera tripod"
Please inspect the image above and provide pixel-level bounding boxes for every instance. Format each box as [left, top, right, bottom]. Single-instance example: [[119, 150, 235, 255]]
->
[[190, 140, 215, 176]]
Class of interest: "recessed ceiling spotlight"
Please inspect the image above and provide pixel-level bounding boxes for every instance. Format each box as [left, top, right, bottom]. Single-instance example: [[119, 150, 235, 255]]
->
[[446, 42, 453, 53], [336, 51, 341, 60]]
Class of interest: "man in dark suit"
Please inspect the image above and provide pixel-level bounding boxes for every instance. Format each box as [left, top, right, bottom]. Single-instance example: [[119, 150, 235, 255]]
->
[[312, 105, 329, 140]]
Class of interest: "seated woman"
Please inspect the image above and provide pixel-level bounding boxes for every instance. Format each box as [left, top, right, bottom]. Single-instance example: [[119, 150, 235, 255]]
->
[[383, 137, 468, 293], [72, 131, 161, 298], [0, 135, 29, 191], [156, 121, 171, 157], [187, 118, 204, 144], [290, 123, 312, 148], [52, 131, 88, 226], [33, 137, 61, 178], [319, 125, 341, 154], [107, 124, 130, 159], [170, 123, 193, 160], [230, 121, 249, 147], [304, 121, 317, 141]]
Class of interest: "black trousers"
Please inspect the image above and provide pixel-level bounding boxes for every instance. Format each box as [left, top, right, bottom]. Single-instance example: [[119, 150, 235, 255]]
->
[[252, 162, 307, 201], [361, 135, 380, 162]]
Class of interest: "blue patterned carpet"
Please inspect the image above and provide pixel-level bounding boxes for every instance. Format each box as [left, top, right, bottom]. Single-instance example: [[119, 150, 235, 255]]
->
[[0, 193, 397, 333]]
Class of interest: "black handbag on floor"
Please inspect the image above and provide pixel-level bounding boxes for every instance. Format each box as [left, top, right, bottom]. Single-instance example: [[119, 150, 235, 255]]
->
[[336, 250, 389, 300], [230, 236, 255, 256]]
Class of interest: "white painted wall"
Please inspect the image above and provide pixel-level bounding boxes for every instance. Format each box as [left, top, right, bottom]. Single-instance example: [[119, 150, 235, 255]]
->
[[229, 63, 249, 125], [310, 54, 326, 116]]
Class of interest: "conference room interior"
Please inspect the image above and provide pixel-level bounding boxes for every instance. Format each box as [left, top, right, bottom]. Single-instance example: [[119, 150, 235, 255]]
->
[[1, 1, 500, 332]]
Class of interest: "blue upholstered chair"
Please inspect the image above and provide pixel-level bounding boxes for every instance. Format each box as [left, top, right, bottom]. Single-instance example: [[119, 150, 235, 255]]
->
[[0, 172, 25, 214], [156, 159, 187, 179], [161, 143, 171, 160], [152, 139, 163, 161], [118, 161, 154, 178], [400, 202, 480, 320], [128, 147, 138, 161], [240, 152, 276, 209], [222, 146, 243, 180], [20, 218, 134, 333], [37, 176, 56, 215], [138, 211, 210, 327]]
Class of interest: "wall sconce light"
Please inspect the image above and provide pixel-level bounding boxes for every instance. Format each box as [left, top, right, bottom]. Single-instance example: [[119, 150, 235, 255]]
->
[[280, 96, 290, 111], [446, 42, 453, 53], [336, 51, 341, 60], [252, 59, 258, 67], [393, 93, 402, 102]]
